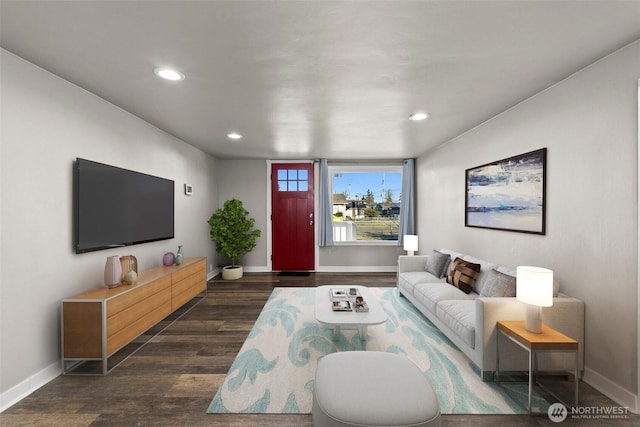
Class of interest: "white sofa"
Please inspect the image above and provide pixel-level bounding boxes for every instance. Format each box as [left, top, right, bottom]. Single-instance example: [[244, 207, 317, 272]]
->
[[398, 249, 585, 381]]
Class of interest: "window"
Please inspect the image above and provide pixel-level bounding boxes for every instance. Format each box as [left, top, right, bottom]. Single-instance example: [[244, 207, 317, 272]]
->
[[329, 164, 402, 243], [277, 168, 308, 192]]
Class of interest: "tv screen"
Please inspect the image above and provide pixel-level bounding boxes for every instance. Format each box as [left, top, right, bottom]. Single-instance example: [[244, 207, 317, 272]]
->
[[74, 158, 175, 253]]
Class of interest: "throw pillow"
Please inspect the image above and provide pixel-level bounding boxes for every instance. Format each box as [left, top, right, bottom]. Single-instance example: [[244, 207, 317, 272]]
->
[[480, 268, 516, 297], [446, 257, 481, 294], [425, 250, 451, 278]]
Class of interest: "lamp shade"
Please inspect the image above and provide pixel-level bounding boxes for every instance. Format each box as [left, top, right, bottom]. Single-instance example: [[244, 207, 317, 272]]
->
[[403, 235, 418, 252], [516, 266, 553, 307]]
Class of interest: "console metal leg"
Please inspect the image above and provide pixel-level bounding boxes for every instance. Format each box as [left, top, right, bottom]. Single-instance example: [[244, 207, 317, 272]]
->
[[495, 329, 500, 382], [528, 350, 533, 414], [574, 351, 579, 408]]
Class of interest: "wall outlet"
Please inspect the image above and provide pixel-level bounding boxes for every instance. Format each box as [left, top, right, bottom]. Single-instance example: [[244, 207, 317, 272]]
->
[[209, 263, 213, 272]]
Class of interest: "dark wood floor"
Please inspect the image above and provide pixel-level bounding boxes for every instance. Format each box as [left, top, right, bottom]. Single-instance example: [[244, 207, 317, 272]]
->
[[1, 272, 636, 426]]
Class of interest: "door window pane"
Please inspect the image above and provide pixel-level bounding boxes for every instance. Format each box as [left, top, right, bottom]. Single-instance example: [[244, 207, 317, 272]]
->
[[277, 168, 309, 192]]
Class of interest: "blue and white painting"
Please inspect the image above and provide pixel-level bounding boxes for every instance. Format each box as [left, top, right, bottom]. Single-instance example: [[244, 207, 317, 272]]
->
[[465, 148, 546, 234]]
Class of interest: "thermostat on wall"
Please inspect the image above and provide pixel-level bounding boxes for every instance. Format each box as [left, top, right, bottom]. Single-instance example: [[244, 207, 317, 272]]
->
[[184, 184, 193, 196]]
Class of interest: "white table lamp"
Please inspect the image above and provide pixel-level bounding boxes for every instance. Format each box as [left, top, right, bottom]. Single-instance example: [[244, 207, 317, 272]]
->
[[403, 235, 418, 256], [516, 266, 553, 333]]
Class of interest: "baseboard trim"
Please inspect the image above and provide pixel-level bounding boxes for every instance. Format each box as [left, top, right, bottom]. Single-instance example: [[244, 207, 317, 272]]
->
[[207, 268, 220, 281], [0, 361, 60, 413], [213, 266, 398, 274], [315, 265, 397, 273], [583, 366, 639, 414], [243, 266, 271, 273]]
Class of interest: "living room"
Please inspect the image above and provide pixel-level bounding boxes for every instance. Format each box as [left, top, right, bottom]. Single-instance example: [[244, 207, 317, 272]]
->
[[1, 0, 639, 422]]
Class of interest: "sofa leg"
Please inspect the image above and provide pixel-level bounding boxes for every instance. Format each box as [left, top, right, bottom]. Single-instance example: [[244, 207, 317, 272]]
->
[[481, 370, 495, 382]]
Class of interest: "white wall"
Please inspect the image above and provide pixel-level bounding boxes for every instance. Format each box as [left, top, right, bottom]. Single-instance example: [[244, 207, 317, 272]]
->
[[318, 245, 403, 271], [0, 50, 218, 408], [416, 41, 640, 409], [214, 160, 269, 269]]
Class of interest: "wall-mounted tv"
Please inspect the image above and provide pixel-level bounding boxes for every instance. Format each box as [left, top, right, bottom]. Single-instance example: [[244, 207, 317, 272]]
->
[[74, 158, 175, 253]]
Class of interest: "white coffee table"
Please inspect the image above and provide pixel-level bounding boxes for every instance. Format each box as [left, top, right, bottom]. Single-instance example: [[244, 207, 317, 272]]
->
[[315, 285, 388, 341]]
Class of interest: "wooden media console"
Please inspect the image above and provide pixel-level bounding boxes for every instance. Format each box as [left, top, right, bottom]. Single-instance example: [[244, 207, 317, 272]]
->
[[61, 257, 206, 375]]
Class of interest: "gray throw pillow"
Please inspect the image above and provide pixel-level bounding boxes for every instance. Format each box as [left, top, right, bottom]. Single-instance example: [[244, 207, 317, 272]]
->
[[425, 250, 451, 278], [480, 268, 516, 297]]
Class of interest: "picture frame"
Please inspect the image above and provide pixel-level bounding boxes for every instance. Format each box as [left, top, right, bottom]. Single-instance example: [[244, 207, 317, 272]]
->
[[465, 148, 546, 234]]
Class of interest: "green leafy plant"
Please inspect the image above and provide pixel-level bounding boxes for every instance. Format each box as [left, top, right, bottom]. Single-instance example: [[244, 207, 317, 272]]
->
[[208, 199, 261, 268]]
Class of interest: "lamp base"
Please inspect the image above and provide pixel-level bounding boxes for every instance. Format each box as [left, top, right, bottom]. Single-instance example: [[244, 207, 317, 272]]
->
[[406, 250, 415, 256], [524, 304, 542, 333]]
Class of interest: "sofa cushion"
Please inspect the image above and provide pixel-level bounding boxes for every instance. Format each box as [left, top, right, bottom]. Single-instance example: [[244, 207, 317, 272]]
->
[[439, 249, 464, 275], [436, 300, 476, 349], [425, 250, 451, 278], [446, 258, 481, 294], [399, 271, 443, 298], [480, 268, 516, 297], [401, 271, 442, 286], [494, 265, 561, 297], [414, 283, 477, 313]]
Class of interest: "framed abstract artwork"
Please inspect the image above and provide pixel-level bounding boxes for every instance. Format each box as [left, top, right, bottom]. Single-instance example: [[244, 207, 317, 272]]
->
[[465, 148, 546, 234]]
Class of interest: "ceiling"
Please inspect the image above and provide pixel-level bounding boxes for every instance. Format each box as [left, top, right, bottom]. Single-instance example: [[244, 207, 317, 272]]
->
[[2, 1, 639, 160]]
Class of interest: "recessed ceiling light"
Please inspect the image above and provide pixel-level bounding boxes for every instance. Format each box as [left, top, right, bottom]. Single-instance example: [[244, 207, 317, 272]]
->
[[154, 67, 185, 81], [227, 132, 243, 140], [409, 112, 429, 121]]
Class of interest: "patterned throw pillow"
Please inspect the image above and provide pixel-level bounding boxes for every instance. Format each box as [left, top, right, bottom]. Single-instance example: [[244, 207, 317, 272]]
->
[[425, 250, 451, 278], [446, 257, 481, 294], [480, 268, 516, 297]]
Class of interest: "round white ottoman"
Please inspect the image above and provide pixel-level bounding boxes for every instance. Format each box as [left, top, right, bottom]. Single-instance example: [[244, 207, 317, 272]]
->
[[312, 351, 441, 427]]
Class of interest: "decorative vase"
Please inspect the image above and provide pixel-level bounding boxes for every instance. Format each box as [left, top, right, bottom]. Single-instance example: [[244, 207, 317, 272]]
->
[[119, 255, 138, 283], [124, 270, 138, 285], [104, 256, 122, 288], [175, 245, 184, 265], [163, 252, 175, 266]]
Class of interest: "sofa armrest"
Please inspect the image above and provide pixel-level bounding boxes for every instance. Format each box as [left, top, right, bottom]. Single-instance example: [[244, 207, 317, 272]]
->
[[476, 297, 524, 352], [398, 255, 428, 274]]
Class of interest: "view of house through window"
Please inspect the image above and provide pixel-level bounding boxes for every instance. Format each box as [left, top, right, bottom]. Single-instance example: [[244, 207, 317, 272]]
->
[[330, 165, 402, 242]]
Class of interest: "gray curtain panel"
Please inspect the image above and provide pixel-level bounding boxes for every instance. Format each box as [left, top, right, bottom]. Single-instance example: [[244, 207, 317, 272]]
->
[[398, 158, 415, 246], [318, 159, 334, 247]]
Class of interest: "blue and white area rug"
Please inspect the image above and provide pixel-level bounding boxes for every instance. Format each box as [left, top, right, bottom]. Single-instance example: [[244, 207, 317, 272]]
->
[[207, 287, 545, 414]]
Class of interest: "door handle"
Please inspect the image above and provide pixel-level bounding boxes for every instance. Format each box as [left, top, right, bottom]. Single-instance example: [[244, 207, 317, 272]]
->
[[309, 221, 313, 226]]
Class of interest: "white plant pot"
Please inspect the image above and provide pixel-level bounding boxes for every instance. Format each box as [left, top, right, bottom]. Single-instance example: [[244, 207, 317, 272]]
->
[[222, 265, 243, 280]]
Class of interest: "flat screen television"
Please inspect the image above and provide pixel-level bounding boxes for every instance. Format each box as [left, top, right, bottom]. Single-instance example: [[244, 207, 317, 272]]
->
[[74, 158, 175, 253]]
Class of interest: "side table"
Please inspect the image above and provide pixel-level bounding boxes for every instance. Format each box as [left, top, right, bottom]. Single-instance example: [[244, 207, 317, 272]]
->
[[495, 320, 579, 414]]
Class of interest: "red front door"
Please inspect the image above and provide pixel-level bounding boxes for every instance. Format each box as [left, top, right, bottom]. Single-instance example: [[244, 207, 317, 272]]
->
[[271, 163, 315, 271]]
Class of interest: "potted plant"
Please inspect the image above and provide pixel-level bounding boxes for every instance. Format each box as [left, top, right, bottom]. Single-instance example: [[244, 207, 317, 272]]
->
[[208, 198, 261, 280]]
